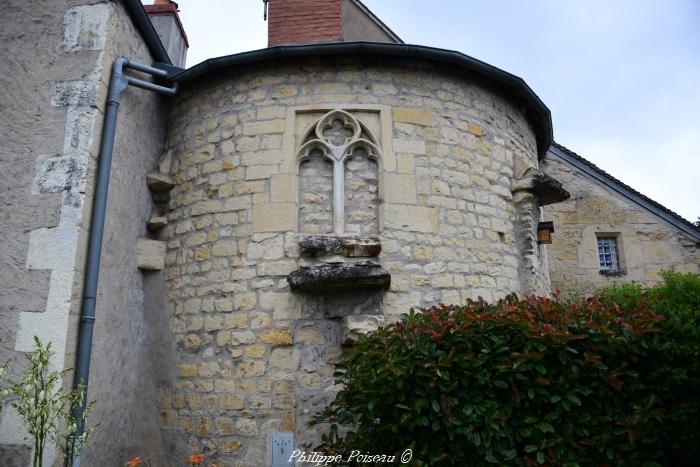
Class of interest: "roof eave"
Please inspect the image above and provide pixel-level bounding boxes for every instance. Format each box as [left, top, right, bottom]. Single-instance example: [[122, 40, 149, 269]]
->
[[170, 42, 552, 158]]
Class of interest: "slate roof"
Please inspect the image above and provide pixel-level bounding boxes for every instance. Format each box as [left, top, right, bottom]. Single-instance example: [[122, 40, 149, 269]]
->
[[548, 142, 700, 241]]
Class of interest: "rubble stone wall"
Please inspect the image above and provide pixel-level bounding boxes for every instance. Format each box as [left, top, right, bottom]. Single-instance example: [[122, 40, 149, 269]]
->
[[161, 56, 546, 465]]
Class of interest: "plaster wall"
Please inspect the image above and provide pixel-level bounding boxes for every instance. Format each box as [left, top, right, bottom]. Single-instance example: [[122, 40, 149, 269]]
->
[[0, 0, 176, 464], [542, 154, 700, 294], [0, 1, 112, 463], [161, 56, 545, 465], [79, 2, 178, 464]]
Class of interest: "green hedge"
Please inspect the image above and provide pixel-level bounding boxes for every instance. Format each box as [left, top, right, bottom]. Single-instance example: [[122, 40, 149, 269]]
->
[[315, 271, 700, 466], [600, 270, 700, 465]]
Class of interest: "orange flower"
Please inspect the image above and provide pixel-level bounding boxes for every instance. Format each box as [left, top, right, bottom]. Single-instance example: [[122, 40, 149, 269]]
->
[[188, 453, 205, 465], [125, 457, 142, 467]]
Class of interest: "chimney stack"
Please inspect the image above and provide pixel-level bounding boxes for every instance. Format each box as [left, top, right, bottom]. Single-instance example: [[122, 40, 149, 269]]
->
[[268, 0, 343, 46], [267, 0, 402, 47], [144, 0, 189, 67]]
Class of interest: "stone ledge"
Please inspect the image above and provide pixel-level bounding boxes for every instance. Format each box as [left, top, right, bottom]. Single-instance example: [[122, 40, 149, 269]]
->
[[287, 260, 390, 292], [298, 235, 381, 257]]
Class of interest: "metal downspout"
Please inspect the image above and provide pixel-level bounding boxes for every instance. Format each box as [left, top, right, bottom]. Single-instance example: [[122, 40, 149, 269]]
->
[[70, 57, 177, 467]]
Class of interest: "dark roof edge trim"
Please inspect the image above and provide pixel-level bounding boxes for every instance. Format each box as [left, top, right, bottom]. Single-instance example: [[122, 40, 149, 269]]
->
[[347, 0, 404, 44], [549, 144, 700, 241], [120, 0, 172, 65], [172, 42, 553, 158]]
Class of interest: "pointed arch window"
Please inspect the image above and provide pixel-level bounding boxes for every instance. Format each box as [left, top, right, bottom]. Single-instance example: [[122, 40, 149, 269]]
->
[[297, 110, 382, 235]]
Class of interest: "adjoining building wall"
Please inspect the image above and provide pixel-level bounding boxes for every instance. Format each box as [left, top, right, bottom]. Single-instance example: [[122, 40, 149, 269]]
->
[[542, 154, 700, 295], [341, 0, 400, 43], [79, 1, 179, 464], [161, 56, 548, 464], [0, 0, 177, 463]]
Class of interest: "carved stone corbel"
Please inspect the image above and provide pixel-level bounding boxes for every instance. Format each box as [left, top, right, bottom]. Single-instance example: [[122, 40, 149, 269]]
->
[[512, 167, 570, 206]]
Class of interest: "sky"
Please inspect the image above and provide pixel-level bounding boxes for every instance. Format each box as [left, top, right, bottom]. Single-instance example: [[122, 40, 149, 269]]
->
[[151, 0, 698, 222]]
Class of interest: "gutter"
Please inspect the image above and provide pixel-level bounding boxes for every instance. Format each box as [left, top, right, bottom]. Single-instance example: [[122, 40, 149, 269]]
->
[[69, 57, 178, 467], [170, 41, 553, 158]]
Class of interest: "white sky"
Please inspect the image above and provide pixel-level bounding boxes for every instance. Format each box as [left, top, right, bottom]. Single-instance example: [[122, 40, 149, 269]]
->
[[151, 0, 698, 222]]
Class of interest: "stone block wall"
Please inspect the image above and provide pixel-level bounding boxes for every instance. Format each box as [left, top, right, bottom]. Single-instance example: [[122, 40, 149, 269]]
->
[[542, 154, 700, 294], [161, 56, 548, 465]]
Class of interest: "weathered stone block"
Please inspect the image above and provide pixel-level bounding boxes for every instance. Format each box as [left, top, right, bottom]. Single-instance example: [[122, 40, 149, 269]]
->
[[383, 204, 438, 233], [287, 261, 391, 292], [147, 215, 168, 231], [242, 119, 285, 135], [146, 171, 175, 192], [269, 348, 301, 371], [296, 328, 325, 345], [467, 122, 486, 136], [253, 203, 297, 232], [393, 108, 433, 126], [343, 315, 385, 342], [137, 239, 166, 271], [236, 361, 265, 377], [257, 328, 293, 346], [297, 235, 381, 257], [270, 173, 297, 202], [393, 138, 426, 154], [383, 173, 417, 204], [396, 153, 415, 173], [257, 260, 297, 276], [246, 165, 278, 180], [212, 240, 238, 257], [179, 363, 197, 378]]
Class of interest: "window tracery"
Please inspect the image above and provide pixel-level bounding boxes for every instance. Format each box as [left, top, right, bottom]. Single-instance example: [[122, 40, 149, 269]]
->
[[297, 110, 381, 235]]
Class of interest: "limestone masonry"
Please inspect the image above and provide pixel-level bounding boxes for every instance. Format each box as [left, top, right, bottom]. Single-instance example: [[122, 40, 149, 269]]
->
[[0, 1, 697, 466], [159, 57, 551, 462]]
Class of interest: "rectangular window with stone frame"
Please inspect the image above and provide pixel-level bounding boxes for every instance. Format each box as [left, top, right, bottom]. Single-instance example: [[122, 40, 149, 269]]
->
[[597, 235, 625, 276]]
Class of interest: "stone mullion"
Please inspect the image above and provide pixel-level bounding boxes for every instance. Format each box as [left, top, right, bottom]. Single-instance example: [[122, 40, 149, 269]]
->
[[327, 145, 348, 236]]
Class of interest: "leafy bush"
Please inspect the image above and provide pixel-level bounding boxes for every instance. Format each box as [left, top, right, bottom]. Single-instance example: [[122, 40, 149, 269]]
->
[[316, 294, 667, 466], [595, 271, 700, 464], [607, 271, 700, 465], [2, 337, 97, 467]]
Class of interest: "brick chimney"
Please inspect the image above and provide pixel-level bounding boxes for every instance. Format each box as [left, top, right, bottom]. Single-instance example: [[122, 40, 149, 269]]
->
[[144, 0, 189, 67], [267, 0, 402, 47], [268, 0, 343, 46]]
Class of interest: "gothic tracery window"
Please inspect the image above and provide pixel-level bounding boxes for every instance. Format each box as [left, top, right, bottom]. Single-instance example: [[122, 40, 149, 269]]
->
[[298, 110, 381, 235]]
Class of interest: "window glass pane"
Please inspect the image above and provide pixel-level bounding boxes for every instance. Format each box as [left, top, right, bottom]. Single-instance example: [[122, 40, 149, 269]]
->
[[596, 237, 619, 270]]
